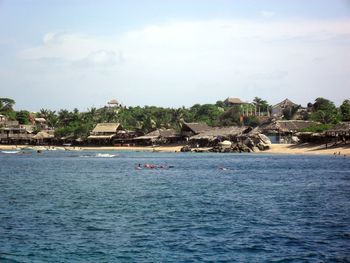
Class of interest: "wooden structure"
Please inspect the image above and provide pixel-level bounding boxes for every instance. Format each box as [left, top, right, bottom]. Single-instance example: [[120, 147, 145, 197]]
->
[[189, 126, 250, 147], [88, 123, 124, 145], [0, 123, 35, 144], [224, 97, 248, 107], [181, 122, 210, 138], [325, 122, 350, 143], [133, 129, 180, 146], [261, 120, 318, 143]]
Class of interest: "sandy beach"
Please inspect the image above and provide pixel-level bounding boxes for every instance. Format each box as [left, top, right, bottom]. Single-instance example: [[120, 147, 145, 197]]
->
[[1, 143, 349, 155]]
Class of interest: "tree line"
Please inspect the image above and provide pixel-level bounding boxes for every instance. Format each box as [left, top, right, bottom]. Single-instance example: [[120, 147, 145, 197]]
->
[[0, 97, 349, 138]]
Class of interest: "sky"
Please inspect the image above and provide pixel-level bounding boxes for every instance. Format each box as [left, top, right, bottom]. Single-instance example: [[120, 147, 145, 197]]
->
[[0, 0, 349, 111]]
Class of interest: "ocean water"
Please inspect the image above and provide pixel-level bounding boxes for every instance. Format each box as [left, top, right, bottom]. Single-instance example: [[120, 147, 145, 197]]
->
[[0, 151, 349, 262]]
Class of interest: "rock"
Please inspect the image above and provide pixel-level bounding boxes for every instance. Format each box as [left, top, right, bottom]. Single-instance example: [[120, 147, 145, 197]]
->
[[257, 142, 270, 151], [258, 134, 272, 145], [180, 145, 191, 152], [252, 146, 260, 152], [218, 140, 232, 147], [244, 138, 255, 148], [291, 136, 300, 143]]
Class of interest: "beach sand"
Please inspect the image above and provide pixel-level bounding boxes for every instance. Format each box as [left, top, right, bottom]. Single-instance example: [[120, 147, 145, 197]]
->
[[1, 143, 349, 155]]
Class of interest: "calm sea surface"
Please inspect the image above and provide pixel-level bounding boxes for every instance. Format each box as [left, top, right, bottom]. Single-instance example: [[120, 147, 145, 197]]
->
[[0, 151, 349, 262]]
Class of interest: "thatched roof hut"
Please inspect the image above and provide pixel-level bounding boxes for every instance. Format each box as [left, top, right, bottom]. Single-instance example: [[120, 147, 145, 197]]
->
[[91, 123, 121, 134], [224, 97, 248, 106], [88, 123, 123, 141], [261, 120, 318, 134], [181, 122, 210, 136], [325, 122, 350, 137], [189, 126, 249, 142], [134, 129, 180, 144], [33, 131, 54, 140]]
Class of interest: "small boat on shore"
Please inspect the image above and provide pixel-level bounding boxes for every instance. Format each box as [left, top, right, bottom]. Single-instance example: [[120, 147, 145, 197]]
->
[[1, 150, 20, 154]]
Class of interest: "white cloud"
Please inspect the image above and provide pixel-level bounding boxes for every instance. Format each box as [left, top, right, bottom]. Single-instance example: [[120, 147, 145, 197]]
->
[[13, 18, 350, 109]]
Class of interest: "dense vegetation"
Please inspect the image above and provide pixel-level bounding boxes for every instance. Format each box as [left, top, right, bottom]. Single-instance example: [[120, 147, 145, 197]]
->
[[1, 97, 349, 138]]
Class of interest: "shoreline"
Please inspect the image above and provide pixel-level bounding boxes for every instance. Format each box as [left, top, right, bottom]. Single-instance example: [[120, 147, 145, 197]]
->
[[0, 143, 349, 155]]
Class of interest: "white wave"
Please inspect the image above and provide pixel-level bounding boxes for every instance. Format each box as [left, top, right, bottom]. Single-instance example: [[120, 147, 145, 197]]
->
[[96, 153, 117, 158]]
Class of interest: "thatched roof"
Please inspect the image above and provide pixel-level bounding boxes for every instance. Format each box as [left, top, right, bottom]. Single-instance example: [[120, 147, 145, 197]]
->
[[20, 125, 35, 133], [182, 122, 210, 134], [262, 120, 317, 133], [134, 129, 180, 140], [33, 131, 54, 140], [91, 123, 121, 134], [272, 98, 298, 109], [326, 122, 350, 136], [190, 126, 249, 141], [224, 97, 247, 105]]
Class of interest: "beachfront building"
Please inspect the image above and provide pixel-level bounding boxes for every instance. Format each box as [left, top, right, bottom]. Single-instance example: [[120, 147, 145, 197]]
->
[[88, 123, 124, 145], [0, 121, 35, 144], [261, 120, 318, 143], [189, 126, 250, 147], [272, 98, 299, 118], [33, 130, 55, 145], [325, 122, 350, 144], [133, 128, 181, 146], [181, 122, 210, 139]]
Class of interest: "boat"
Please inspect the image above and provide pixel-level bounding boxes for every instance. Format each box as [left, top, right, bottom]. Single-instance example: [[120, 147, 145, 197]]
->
[[1, 150, 20, 154]]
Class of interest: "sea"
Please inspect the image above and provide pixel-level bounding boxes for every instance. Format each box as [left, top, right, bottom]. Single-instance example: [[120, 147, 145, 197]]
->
[[0, 151, 349, 262]]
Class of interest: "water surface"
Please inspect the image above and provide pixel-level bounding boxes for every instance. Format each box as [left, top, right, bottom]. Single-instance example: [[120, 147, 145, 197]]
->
[[1, 151, 349, 262]]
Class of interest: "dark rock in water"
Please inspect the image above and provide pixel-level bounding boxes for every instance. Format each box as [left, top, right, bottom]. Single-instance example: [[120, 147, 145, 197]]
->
[[180, 145, 191, 152]]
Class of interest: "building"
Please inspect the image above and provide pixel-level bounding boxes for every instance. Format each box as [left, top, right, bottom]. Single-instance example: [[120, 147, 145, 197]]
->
[[224, 97, 249, 107], [189, 126, 250, 147], [88, 123, 124, 144], [260, 120, 318, 143], [0, 121, 35, 144], [133, 128, 181, 146], [271, 98, 299, 118], [181, 122, 210, 138]]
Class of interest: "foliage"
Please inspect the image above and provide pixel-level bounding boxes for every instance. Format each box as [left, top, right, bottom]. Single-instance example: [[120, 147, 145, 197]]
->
[[300, 123, 333, 133], [340, 99, 350, 121], [219, 106, 241, 126], [243, 116, 259, 127], [253, 97, 270, 113], [310, 97, 340, 124], [0, 98, 15, 112], [16, 110, 30, 124], [282, 105, 299, 120]]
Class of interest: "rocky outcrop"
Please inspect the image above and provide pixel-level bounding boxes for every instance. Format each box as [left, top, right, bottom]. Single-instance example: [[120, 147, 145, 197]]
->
[[181, 133, 271, 153]]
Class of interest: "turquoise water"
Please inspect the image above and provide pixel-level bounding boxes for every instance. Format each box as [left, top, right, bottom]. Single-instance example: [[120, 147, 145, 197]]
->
[[0, 151, 350, 262]]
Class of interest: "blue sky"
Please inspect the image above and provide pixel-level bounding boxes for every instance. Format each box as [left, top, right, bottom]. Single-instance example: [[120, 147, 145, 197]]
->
[[0, 0, 349, 110]]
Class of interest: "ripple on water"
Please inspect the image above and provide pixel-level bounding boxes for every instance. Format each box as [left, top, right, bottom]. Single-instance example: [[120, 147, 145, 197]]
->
[[0, 152, 349, 262]]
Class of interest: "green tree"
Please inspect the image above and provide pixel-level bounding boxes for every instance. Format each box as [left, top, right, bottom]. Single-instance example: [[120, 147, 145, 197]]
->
[[219, 106, 241, 126], [16, 110, 30, 124], [0, 98, 15, 112], [253, 97, 270, 113], [340, 99, 350, 121], [311, 97, 340, 124]]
